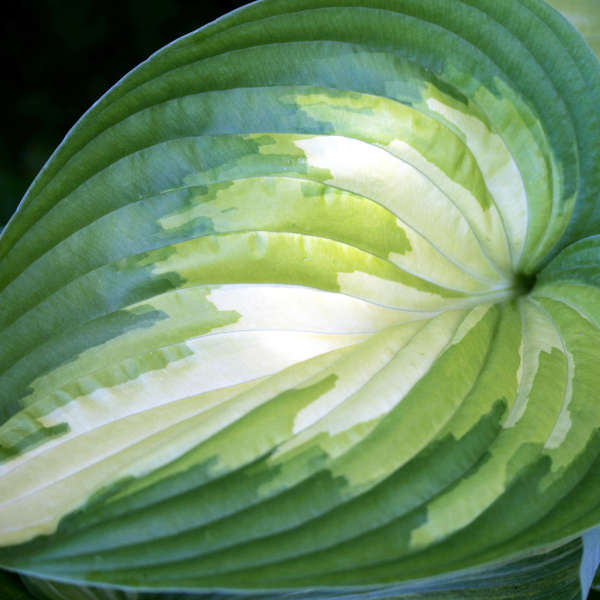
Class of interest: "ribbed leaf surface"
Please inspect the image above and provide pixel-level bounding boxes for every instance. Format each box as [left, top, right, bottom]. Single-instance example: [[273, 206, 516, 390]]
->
[[1, 0, 599, 598]]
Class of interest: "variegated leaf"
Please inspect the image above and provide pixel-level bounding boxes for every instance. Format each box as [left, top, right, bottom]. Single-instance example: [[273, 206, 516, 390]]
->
[[1, 0, 599, 598]]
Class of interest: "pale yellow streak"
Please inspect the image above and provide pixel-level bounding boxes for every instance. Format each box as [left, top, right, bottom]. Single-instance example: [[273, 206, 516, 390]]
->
[[295, 135, 503, 284], [206, 284, 415, 334], [426, 98, 527, 266], [386, 138, 511, 274], [290, 320, 428, 435], [279, 310, 466, 469], [504, 299, 563, 428]]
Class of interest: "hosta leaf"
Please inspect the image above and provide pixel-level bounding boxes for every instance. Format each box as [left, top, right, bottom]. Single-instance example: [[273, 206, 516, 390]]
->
[[1, 0, 600, 598], [12, 537, 592, 599]]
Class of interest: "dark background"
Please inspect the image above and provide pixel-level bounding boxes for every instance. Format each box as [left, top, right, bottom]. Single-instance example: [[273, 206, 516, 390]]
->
[[1, 0, 249, 227], [1, 1, 599, 597]]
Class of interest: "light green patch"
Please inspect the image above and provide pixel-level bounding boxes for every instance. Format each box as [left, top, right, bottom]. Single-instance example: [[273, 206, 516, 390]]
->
[[259, 418, 379, 500], [159, 176, 412, 259], [0, 307, 173, 454], [89, 345, 356, 511], [144, 230, 466, 311], [293, 89, 376, 117], [0, 243, 187, 423], [503, 298, 564, 428], [21, 375, 343, 560], [449, 304, 491, 346], [286, 311, 465, 455], [0, 325, 367, 547], [471, 78, 559, 271], [270, 319, 431, 463], [0, 284, 242, 461], [273, 87, 514, 276], [547, 0, 600, 58], [424, 90, 529, 269], [529, 300, 574, 451], [0, 377, 259, 546], [0, 422, 70, 464], [0, 343, 193, 463], [23, 288, 238, 404], [533, 281, 600, 329], [329, 306, 496, 492], [534, 295, 600, 475], [409, 343, 567, 552], [293, 134, 506, 287], [435, 37, 574, 274], [384, 137, 512, 276], [173, 132, 332, 188], [159, 400, 508, 585], [154, 181, 232, 232], [441, 301, 521, 440]]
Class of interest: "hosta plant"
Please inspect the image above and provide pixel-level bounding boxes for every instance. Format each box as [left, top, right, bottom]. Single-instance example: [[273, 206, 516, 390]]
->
[[1, 0, 600, 598]]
